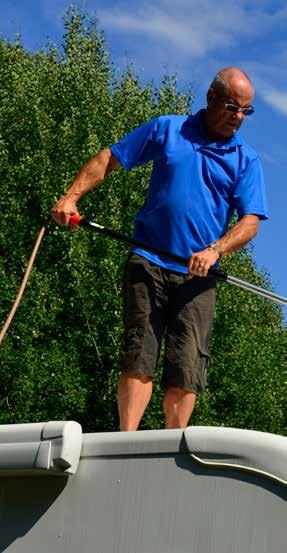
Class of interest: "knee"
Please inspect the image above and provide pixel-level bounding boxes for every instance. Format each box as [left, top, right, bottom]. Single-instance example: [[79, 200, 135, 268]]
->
[[163, 386, 178, 414], [163, 386, 196, 411]]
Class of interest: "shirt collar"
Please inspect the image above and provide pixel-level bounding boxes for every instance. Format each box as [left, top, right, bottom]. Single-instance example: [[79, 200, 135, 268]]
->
[[187, 109, 242, 150]]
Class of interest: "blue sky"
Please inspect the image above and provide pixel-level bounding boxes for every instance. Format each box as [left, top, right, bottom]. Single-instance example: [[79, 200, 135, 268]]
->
[[1, 0, 287, 317]]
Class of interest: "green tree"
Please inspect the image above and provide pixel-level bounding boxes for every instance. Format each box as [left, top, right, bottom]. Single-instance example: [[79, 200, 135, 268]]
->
[[0, 7, 286, 434]]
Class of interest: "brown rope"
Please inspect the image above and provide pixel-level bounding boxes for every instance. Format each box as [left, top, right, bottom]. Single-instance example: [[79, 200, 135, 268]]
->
[[0, 220, 50, 347]]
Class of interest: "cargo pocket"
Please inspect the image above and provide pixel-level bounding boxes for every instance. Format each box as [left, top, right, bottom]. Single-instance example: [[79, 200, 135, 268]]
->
[[121, 326, 145, 371], [193, 321, 212, 393], [194, 346, 211, 393]]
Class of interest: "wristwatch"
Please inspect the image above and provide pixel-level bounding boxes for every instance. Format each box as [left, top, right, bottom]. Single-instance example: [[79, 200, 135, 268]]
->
[[207, 241, 224, 259]]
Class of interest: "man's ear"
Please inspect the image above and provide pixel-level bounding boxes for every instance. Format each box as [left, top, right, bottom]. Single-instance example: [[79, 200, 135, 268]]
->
[[207, 88, 216, 107]]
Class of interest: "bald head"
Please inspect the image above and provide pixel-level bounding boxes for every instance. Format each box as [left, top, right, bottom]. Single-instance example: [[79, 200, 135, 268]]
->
[[209, 67, 254, 103]]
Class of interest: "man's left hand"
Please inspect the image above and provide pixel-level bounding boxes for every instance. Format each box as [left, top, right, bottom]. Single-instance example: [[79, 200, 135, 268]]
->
[[187, 248, 219, 277]]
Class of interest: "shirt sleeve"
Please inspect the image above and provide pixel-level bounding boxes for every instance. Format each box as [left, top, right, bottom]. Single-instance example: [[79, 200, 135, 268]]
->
[[232, 156, 269, 220], [110, 118, 162, 170]]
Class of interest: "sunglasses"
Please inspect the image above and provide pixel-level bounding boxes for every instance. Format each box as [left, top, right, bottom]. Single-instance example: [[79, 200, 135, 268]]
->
[[224, 102, 254, 116]]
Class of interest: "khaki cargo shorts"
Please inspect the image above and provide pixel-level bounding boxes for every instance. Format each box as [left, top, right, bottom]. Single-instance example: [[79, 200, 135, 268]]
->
[[121, 253, 216, 394]]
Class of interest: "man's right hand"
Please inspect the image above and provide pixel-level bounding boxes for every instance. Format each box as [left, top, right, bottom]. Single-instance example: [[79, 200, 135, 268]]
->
[[51, 193, 80, 226], [51, 148, 120, 226]]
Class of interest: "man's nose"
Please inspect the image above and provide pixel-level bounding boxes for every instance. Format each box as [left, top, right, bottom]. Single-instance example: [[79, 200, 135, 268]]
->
[[231, 110, 245, 124], [236, 110, 245, 122]]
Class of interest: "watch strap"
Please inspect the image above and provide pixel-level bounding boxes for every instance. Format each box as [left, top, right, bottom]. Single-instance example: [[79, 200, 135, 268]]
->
[[207, 241, 223, 259]]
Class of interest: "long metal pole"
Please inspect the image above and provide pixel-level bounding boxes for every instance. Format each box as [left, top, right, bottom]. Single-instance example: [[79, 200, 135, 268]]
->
[[224, 274, 287, 305], [69, 215, 287, 306]]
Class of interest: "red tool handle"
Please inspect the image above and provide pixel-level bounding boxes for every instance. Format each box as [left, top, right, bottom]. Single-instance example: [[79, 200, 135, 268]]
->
[[69, 213, 82, 226]]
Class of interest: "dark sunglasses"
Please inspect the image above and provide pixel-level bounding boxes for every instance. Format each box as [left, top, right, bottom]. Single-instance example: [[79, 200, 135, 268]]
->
[[224, 103, 254, 116]]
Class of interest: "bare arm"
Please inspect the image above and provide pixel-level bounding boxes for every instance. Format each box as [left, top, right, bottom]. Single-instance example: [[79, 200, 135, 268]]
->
[[51, 148, 120, 225], [188, 214, 260, 276]]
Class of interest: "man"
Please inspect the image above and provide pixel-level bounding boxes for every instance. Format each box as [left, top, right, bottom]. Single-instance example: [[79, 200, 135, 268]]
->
[[52, 67, 268, 431]]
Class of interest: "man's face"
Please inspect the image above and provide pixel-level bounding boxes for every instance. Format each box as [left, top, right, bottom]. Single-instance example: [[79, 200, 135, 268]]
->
[[206, 80, 254, 140]]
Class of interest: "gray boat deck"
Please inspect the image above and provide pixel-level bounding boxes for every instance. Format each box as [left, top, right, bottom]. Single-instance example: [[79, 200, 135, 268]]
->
[[0, 422, 286, 553]]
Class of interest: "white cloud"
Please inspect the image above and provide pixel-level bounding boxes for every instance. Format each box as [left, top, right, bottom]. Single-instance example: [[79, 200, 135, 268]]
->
[[98, 7, 231, 57], [258, 84, 287, 116], [41, 0, 287, 119], [239, 62, 287, 116], [97, 0, 287, 58], [260, 152, 277, 165]]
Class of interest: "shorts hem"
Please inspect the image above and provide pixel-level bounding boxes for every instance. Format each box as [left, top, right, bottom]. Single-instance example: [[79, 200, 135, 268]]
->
[[121, 366, 155, 379], [161, 381, 201, 395]]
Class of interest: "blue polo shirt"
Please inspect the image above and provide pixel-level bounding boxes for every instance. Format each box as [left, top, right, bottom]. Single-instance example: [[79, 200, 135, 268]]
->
[[110, 110, 268, 273]]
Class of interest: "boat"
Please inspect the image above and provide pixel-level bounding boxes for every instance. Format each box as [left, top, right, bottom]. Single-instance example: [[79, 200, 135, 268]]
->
[[0, 421, 286, 552]]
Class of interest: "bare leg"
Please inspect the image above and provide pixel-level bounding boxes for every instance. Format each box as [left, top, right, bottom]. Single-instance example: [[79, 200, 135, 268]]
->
[[163, 386, 196, 429], [118, 372, 153, 431]]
